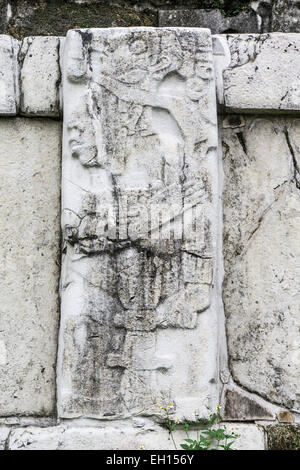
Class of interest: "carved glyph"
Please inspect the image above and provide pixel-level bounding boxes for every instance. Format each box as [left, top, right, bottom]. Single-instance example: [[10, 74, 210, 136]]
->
[[59, 28, 219, 420]]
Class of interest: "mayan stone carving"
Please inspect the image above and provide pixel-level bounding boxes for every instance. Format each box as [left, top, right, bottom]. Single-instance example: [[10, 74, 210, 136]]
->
[[58, 27, 219, 420]]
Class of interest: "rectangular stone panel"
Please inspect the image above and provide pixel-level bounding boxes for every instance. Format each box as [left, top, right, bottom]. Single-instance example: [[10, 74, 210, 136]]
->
[[159, 9, 260, 34], [223, 33, 300, 113], [0, 35, 19, 115], [7, 422, 265, 450], [0, 118, 61, 415], [19, 36, 63, 117], [59, 27, 220, 420], [222, 115, 300, 411]]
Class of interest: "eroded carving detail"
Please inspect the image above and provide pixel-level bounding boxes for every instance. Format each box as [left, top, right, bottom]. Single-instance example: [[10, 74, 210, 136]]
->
[[59, 28, 218, 419]]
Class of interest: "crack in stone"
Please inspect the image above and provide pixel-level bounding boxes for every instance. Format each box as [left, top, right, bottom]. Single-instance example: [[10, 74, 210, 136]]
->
[[284, 128, 300, 190]]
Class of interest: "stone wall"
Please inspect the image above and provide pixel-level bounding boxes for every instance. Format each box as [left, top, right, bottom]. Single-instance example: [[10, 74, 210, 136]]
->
[[0, 1, 300, 38], [0, 19, 300, 450]]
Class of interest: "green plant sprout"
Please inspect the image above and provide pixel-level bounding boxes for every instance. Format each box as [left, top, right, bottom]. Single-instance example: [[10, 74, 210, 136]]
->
[[159, 403, 240, 450]]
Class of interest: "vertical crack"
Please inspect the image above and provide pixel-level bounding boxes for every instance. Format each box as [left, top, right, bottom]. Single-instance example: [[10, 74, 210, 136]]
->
[[284, 128, 300, 190]]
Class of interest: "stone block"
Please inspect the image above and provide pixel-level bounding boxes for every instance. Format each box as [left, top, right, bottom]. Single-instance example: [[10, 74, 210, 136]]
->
[[8, 422, 176, 450], [0, 427, 9, 450], [0, 35, 19, 115], [58, 27, 219, 421], [222, 423, 265, 450], [159, 9, 260, 34], [223, 33, 300, 113], [19, 36, 63, 116], [222, 387, 275, 421], [222, 116, 300, 411], [7, 421, 266, 450], [0, 118, 61, 416], [277, 410, 294, 424]]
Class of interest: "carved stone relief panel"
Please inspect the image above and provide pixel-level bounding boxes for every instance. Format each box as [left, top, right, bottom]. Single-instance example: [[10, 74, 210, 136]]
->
[[58, 27, 219, 420]]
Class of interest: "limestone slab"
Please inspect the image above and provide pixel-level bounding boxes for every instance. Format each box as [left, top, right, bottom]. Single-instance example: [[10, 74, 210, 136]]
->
[[0, 118, 61, 415], [0, 427, 9, 450], [19, 36, 63, 116], [223, 33, 300, 113], [59, 27, 219, 421], [222, 117, 300, 411], [0, 35, 19, 115], [7, 421, 265, 450], [222, 386, 275, 421], [159, 9, 260, 34]]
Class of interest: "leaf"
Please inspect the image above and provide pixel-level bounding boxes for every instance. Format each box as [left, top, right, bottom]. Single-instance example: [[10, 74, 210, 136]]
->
[[180, 444, 192, 450]]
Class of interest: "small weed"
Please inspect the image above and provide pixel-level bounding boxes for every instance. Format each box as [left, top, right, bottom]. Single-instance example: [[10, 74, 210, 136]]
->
[[159, 403, 240, 450]]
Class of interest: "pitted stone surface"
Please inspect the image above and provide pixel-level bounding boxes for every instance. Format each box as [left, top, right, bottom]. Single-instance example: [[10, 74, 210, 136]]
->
[[272, 0, 300, 33], [19, 36, 63, 116], [0, 427, 9, 450], [0, 118, 61, 416], [222, 117, 300, 411], [7, 421, 265, 450], [0, 34, 19, 115], [266, 425, 300, 450], [223, 33, 300, 113], [222, 386, 275, 421], [159, 9, 260, 34], [59, 27, 219, 421]]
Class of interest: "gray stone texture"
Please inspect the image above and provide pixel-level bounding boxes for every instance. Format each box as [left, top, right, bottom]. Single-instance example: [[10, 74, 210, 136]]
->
[[59, 27, 219, 421], [0, 118, 61, 416], [222, 387, 275, 421], [222, 116, 300, 411], [19, 36, 63, 117], [159, 9, 260, 34], [0, 427, 9, 450], [7, 421, 265, 450], [272, 0, 300, 33], [223, 33, 300, 113], [0, 35, 19, 115]]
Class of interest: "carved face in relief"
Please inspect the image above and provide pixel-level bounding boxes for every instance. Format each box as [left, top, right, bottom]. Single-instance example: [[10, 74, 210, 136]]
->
[[68, 117, 98, 167]]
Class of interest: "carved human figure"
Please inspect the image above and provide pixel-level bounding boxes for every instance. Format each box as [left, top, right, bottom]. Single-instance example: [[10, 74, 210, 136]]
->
[[60, 28, 218, 419]]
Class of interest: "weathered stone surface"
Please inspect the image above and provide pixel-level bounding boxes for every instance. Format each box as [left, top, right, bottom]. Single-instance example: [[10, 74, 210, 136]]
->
[[212, 35, 231, 106], [7, 421, 265, 450], [223, 33, 300, 113], [266, 425, 300, 450], [277, 410, 294, 424], [0, 35, 19, 115], [222, 117, 300, 411], [223, 386, 275, 421], [5, 0, 157, 38], [59, 27, 219, 421], [251, 1, 273, 33], [19, 36, 63, 116], [8, 421, 177, 450], [0, 118, 61, 416], [159, 9, 260, 34], [222, 423, 265, 450], [272, 0, 300, 33], [0, 427, 9, 450], [0, 1, 9, 35]]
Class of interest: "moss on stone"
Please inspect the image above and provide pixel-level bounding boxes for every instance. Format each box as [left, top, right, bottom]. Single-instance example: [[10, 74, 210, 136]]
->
[[4, 0, 253, 39], [267, 425, 300, 450], [7, 0, 157, 39]]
